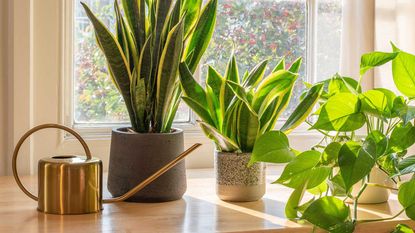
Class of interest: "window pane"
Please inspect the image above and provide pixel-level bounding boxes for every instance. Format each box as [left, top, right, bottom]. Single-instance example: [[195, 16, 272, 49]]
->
[[316, 0, 342, 81], [201, 0, 307, 118], [73, 0, 190, 124]]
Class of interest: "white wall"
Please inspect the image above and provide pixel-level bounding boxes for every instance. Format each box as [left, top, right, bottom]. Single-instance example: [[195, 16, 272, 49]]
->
[[0, 0, 9, 175]]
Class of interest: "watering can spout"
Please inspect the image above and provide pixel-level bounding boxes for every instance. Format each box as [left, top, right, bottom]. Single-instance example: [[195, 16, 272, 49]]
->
[[12, 123, 202, 214]]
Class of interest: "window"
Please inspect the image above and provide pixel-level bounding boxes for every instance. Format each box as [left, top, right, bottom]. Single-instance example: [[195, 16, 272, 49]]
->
[[72, 0, 342, 127]]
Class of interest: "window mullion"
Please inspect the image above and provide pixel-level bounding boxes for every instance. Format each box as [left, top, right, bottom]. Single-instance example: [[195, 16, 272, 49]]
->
[[307, 0, 318, 84]]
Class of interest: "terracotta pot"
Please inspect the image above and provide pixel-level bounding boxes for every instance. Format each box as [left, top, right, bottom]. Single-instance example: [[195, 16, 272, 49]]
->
[[215, 151, 265, 202], [107, 127, 186, 202]]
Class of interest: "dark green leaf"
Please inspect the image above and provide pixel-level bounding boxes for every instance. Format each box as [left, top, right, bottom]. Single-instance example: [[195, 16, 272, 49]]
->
[[288, 57, 302, 73], [302, 196, 350, 231], [179, 62, 208, 107], [155, 21, 184, 132], [236, 102, 259, 152], [249, 131, 295, 166], [271, 56, 285, 73], [182, 96, 215, 126], [389, 123, 415, 153], [338, 141, 376, 191], [184, 0, 217, 72], [398, 179, 415, 220], [327, 174, 347, 196], [366, 130, 388, 158]]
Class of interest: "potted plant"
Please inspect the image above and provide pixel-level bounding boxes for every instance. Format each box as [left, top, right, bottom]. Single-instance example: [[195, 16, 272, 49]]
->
[[250, 43, 415, 232], [179, 54, 319, 201], [81, 0, 217, 202]]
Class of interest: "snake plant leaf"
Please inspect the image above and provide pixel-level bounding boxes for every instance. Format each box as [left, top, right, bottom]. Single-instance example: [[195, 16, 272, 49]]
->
[[151, 0, 173, 79], [393, 96, 415, 124], [224, 53, 240, 83], [249, 131, 295, 166], [338, 141, 376, 192], [206, 84, 221, 128], [222, 100, 240, 144], [163, 83, 182, 132], [199, 121, 239, 152], [389, 123, 415, 153], [253, 70, 298, 114], [272, 56, 285, 73], [288, 57, 302, 73], [139, 36, 153, 90], [398, 179, 415, 220], [285, 182, 307, 219], [312, 93, 365, 132], [179, 62, 208, 107], [121, 0, 146, 50], [242, 59, 268, 88], [260, 87, 293, 133], [184, 0, 217, 72], [392, 43, 415, 97], [131, 72, 147, 132], [81, 2, 137, 130], [236, 102, 260, 152], [182, 96, 215, 126], [115, 1, 130, 68], [360, 51, 398, 76], [226, 81, 255, 112], [359, 88, 396, 117], [181, 0, 203, 37], [155, 20, 184, 132], [207, 66, 224, 99], [281, 83, 324, 133], [302, 196, 351, 232]]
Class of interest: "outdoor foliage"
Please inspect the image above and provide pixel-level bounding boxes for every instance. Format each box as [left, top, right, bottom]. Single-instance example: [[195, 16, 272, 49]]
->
[[251, 44, 415, 232], [81, 0, 216, 132]]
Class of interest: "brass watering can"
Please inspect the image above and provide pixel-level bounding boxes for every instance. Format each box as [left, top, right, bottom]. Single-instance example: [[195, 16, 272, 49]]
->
[[12, 123, 201, 215]]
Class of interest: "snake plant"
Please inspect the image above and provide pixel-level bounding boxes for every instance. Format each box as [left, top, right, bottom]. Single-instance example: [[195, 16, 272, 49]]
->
[[179, 55, 320, 153], [81, 0, 217, 133]]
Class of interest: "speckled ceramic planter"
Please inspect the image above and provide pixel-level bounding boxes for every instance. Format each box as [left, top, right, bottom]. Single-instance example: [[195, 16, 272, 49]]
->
[[215, 151, 266, 202], [107, 127, 186, 202]]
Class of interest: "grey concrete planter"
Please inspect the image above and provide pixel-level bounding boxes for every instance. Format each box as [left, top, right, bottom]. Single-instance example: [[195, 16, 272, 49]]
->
[[107, 127, 186, 202], [215, 151, 266, 202]]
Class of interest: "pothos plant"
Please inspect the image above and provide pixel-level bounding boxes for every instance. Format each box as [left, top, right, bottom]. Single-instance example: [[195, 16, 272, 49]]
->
[[81, 0, 217, 133], [250, 43, 415, 233], [179, 54, 320, 155]]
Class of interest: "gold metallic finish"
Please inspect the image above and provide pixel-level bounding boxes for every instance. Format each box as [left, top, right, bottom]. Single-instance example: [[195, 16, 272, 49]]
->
[[12, 123, 202, 215], [38, 156, 102, 214]]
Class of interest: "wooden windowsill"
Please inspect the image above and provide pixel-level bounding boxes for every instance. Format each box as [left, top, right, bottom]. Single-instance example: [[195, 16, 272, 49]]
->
[[0, 167, 413, 233]]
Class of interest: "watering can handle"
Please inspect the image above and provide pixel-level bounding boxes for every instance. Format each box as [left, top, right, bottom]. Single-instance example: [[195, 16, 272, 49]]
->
[[12, 124, 92, 201]]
